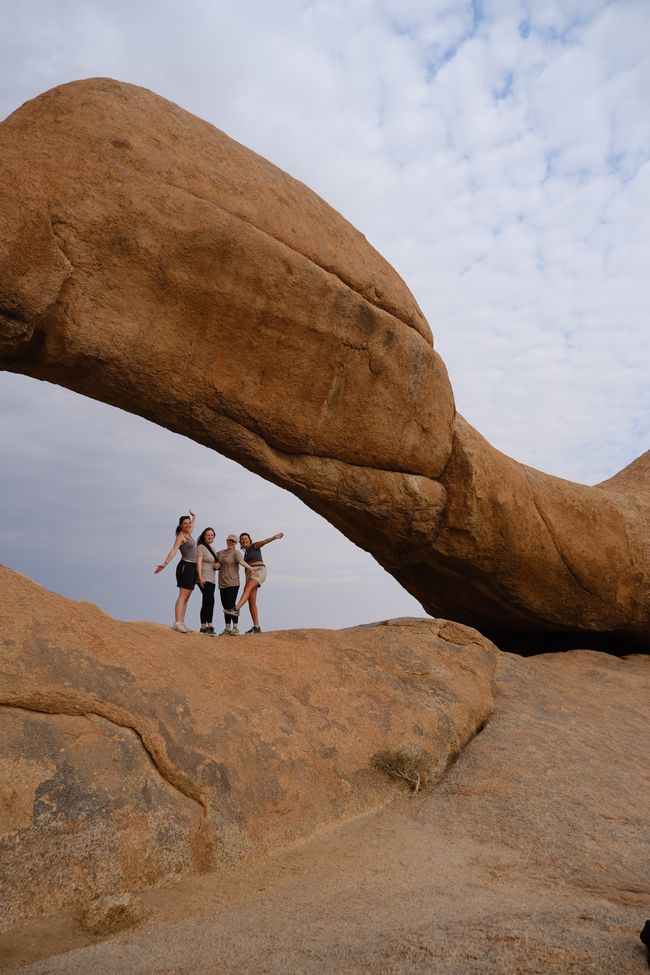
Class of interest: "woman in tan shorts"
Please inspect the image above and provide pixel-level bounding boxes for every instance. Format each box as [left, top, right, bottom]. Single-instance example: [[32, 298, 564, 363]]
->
[[225, 531, 284, 633]]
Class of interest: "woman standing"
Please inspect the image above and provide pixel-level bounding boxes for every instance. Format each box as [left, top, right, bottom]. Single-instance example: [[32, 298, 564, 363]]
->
[[196, 527, 220, 635], [215, 533, 248, 636], [154, 510, 197, 633], [226, 532, 284, 633]]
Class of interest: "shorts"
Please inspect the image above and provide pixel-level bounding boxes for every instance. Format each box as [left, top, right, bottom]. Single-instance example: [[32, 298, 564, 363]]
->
[[176, 559, 198, 590], [250, 565, 267, 587]]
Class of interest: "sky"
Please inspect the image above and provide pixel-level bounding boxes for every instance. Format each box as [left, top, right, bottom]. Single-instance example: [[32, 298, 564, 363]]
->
[[1, 0, 648, 632]]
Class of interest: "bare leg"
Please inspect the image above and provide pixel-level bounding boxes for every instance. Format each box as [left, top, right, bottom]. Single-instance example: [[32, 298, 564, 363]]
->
[[236, 577, 257, 613], [248, 585, 260, 627], [175, 588, 192, 623]]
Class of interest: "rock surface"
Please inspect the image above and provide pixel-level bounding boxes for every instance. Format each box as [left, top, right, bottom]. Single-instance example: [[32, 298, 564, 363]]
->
[[0, 78, 649, 645], [3, 627, 648, 973], [79, 894, 145, 935], [0, 565, 496, 927]]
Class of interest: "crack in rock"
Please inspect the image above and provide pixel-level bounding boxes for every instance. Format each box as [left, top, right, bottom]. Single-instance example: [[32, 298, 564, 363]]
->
[[0, 691, 208, 816]]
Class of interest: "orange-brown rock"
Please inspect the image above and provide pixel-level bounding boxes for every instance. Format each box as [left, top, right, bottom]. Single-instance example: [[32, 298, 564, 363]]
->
[[0, 78, 648, 646], [3, 587, 649, 973], [0, 565, 496, 926]]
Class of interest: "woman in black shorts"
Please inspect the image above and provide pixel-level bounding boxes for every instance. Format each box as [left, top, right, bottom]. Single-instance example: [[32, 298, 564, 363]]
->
[[154, 510, 198, 633]]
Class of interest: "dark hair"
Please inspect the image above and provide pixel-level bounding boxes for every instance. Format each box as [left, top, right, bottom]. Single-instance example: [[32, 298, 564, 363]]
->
[[175, 515, 191, 536], [197, 527, 218, 561], [239, 532, 251, 545], [197, 527, 216, 547]]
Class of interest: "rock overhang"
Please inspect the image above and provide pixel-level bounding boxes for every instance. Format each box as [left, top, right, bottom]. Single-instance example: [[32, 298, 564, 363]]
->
[[0, 78, 648, 649]]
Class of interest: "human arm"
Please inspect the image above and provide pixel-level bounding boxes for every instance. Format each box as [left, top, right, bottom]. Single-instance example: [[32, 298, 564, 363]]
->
[[235, 549, 253, 575], [154, 534, 183, 574], [197, 546, 205, 588], [253, 532, 284, 548], [188, 508, 196, 532]]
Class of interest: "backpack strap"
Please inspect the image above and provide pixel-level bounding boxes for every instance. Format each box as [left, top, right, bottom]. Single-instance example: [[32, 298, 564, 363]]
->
[[200, 542, 219, 562]]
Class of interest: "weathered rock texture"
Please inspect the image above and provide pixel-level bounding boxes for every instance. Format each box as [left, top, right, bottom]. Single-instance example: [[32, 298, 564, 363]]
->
[[0, 78, 649, 645], [4, 627, 649, 973], [0, 565, 496, 927]]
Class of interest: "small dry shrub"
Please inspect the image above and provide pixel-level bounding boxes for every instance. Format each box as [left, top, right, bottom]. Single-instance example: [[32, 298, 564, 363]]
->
[[372, 748, 433, 793], [80, 893, 145, 934]]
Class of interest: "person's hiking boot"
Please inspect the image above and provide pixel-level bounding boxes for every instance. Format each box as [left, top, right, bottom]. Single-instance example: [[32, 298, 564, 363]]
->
[[171, 622, 189, 633], [640, 920, 650, 968], [245, 626, 262, 634], [219, 626, 231, 636]]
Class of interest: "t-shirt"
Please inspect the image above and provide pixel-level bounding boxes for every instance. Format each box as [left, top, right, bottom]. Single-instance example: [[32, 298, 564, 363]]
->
[[197, 544, 217, 584], [243, 544, 264, 564], [216, 547, 245, 588]]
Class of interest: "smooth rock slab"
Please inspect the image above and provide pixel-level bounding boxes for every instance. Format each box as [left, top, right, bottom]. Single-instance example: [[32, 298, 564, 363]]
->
[[4, 645, 648, 974], [0, 565, 496, 926]]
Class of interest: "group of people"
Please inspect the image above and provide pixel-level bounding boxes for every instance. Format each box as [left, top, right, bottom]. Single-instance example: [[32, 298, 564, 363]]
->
[[154, 510, 284, 635]]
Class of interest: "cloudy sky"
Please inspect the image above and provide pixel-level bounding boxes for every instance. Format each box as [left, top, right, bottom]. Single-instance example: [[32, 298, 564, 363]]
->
[[1, 0, 648, 632]]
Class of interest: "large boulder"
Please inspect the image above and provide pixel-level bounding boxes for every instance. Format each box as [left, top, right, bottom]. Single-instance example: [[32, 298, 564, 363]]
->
[[4, 600, 649, 973], [0, 78, 648, 646], [0, 565, 496, 926]]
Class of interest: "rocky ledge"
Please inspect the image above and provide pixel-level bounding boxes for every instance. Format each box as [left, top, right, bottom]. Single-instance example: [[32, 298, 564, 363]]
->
[[0, 564, 496, 927]]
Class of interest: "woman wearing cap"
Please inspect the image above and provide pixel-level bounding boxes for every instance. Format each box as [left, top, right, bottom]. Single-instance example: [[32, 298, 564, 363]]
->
[[215, 533, 248, 636], [154, 509, 197, 633], [226, 531, 284, 633]]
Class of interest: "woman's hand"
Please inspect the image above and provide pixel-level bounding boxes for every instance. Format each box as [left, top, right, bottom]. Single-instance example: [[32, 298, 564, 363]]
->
[[275, 532, 284, 540], [154, 564, 166, 574]]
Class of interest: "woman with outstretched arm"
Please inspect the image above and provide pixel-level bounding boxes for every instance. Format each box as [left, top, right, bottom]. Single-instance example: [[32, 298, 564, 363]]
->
[[154, 509, 198, 633], [225, 532, 284, 633]]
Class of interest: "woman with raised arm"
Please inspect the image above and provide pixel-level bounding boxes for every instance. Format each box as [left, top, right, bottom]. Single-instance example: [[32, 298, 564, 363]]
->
[[196, 526, 220, 635], [225, 531, 284, 633], [154, 509, 198, 633]]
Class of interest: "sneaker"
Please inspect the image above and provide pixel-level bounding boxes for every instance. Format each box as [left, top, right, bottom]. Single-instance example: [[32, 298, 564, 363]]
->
[[245, 626, 262, 634], [219, 627, 231, 636], [230, 625, 239, 636], [171, 622, 189, 633], [206, 626, 215, 635], [224, 607, 239, 618]]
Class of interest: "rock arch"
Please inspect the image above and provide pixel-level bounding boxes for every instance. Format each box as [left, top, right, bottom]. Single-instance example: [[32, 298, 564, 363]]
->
[[1, 78, 648, 647]]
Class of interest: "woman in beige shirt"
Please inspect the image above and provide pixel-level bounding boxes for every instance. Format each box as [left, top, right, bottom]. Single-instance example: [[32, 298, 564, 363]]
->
[[215, 533, 248, 636], [197, 527, 220, 635]]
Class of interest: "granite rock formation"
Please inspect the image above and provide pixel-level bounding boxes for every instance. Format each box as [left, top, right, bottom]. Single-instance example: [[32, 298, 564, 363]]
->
[[0, 78, 648, 646], [0, 565, 496, 926], [2, 576, 648, 972]]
